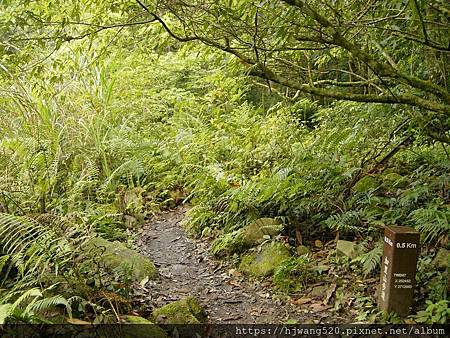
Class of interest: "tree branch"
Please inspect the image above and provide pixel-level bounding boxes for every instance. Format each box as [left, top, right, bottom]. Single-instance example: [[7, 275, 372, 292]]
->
[[250, 64, 450, 114], [281, 0, 450, 103]]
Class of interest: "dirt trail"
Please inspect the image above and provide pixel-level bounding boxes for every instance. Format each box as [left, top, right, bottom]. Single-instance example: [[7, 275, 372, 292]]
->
[[133, 207, 339, 323]]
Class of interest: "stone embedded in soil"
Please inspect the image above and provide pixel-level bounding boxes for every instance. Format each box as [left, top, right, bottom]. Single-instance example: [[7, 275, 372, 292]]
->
[[239, 241, 291, 277], [152, 297, 207, 324], [336, 240, 360, 259], [84, 237, 157, 282], [122, 315, 154, 324], [211, 218, 283, 256]]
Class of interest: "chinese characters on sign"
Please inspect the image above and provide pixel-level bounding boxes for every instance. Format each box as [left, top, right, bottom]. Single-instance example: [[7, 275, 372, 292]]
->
[[378, 226, 420, 316]]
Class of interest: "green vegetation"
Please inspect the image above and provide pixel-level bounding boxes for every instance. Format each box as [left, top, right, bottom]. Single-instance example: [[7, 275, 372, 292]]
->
[[0, 0, 448, 325]]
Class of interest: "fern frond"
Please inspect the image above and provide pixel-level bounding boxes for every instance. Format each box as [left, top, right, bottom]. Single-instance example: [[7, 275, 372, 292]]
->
[[0, 213, 86, 281], [0, 255, 10, 272], [85, 158, 100, 184], [26, 295, 72, 318], [358, 242, 383, 276], [0, 304, 13, 324], [12, 288, 42, 309], [412, 206, 449, 242]]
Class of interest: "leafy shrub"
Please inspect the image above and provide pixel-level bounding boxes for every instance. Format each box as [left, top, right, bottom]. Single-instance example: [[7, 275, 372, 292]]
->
[[414, 300, 449, 324]]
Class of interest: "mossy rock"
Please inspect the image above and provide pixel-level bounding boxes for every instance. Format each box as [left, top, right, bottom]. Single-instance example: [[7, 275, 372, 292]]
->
[[211, 218, 283, 256], [121, 316, 168, 338], [242, 218, 283, 246], [84, 237, 157, 282], [433, 248, 450, 270], [336, 240, 360, 259], [381, 172, 408, 189], [152, 297, 207, 324], [239, 241, 292, 277], [352, 176, 380, 193]]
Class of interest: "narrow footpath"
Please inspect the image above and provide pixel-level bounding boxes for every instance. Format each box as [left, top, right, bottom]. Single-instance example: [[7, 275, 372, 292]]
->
[[133, 207, 346, 323]]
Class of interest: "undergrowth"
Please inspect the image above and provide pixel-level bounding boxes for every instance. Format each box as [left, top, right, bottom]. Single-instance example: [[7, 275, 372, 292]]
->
[[0, 30, 448, 323]]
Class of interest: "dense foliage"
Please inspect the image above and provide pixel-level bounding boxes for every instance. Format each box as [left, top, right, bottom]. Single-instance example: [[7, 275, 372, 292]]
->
[[0, 0, 448, 325]]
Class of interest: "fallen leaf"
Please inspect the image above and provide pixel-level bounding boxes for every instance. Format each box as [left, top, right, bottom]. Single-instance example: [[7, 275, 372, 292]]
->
[[261, 281, 271, 288], [227, 280, 241, 288], [314, 240, 323, 248], [291, 297, 312, 305], [230, 270, 242, 278], [140, 276, 149, 287], [310, 303, 331, 312]]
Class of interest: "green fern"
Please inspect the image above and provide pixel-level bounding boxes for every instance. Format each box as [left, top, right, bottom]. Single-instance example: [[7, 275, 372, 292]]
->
[[0, 213, 86, 281], [0, 255, 10, 272], [0, 304, 13, 324], [26, 295, 72, 318], [411, 206, 449, 242], [0, 288, 71, 324], [356, 242, 383, 276], [324, 210, 364, 234]]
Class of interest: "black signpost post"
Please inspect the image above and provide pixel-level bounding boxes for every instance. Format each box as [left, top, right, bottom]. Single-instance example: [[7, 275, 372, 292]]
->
[[378, 226, 420, 316]]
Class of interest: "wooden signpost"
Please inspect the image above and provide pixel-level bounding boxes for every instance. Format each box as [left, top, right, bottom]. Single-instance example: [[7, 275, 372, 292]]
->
[[378, 226, 420, 316]]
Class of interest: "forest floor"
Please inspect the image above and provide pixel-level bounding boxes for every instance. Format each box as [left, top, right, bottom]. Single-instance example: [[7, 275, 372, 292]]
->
[[131, 207, 363, 324]]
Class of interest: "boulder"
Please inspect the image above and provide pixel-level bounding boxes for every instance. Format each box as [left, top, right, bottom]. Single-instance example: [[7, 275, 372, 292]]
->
[[296, 245, 311, 256], [433, 248, 450, 270], [352, 176, 380, 193], [210, 218, 283, 256], [239, 242, 291, 277], [336, 240, 360, 259], [121, 316, 168, 338], [152, 297, 207, 324], [84, 237, 157, 281]]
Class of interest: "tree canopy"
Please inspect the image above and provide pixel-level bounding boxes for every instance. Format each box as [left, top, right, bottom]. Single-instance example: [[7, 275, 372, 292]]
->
[[2, 0, 449, 141]]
